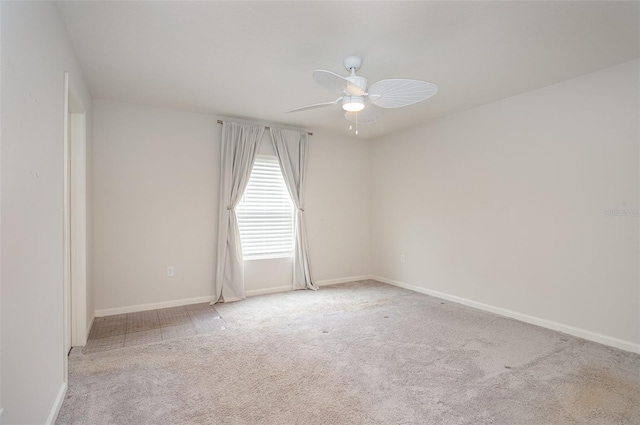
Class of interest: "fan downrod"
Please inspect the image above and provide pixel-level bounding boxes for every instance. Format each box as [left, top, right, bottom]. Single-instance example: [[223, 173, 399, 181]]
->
[[343, 56, 363, 72]]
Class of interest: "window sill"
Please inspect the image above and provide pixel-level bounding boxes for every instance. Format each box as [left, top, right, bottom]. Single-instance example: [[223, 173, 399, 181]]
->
[[243, 253, 293, 261]]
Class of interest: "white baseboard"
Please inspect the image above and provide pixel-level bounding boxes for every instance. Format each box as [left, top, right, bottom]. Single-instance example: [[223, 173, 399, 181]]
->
[[372, 275, 640, 354], [94, 276, 374, 316], [244, 275, 373, 297], [86, 314, 95, 341], [92, 275, 637, 353], [95, 295, 215, 317], [317, 274, 372, 287], [45, 382, 67, 425], [245, 285, 291, 297]]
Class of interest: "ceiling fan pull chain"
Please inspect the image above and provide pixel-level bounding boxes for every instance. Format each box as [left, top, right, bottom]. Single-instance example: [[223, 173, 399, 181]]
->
[[355, 111, 359, 135]]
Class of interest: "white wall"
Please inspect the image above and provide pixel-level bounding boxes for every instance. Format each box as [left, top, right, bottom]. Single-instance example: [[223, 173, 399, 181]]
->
[[305, 129, 372, 282], [93, 101, 218, 312], [0, 1, 3, 421], [371, 60, 639, 351], [1, 2, 93, 423], [93, 100, 371, 313]]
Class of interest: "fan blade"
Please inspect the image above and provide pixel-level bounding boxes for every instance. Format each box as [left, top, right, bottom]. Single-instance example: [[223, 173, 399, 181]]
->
[[344, 104, 382, 124], [314, 70, 365, 96], [368, 79, 438, 109], [286, 97, 342, 113]]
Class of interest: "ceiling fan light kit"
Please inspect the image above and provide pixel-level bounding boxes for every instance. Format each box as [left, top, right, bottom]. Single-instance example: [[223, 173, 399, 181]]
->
[[288, 55, 438, 135], [343, 96, 365, 112]]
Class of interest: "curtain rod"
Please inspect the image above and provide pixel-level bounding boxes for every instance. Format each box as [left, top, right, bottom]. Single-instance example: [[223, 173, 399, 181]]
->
[[216, 120, 312, 136]]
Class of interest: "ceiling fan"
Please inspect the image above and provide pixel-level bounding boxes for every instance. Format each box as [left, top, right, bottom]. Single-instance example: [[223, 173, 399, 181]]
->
[[287, 56, 438, 131]]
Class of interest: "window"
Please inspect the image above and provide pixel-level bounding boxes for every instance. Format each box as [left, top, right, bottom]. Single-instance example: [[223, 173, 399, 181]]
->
[[236, 155, 294, 259]]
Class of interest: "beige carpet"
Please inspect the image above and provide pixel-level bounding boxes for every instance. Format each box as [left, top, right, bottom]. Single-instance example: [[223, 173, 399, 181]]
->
[[57, 280, 640, 424]]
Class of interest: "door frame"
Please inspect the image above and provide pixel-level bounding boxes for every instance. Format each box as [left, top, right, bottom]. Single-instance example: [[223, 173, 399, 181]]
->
[[63, 72, 88, 381]]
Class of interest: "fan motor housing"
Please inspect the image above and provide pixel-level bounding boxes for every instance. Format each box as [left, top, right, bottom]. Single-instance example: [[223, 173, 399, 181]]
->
[[346, 75, 368, 91]]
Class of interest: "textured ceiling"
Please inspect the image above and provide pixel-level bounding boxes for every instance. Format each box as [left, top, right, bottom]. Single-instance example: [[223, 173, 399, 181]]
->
[[57, 1, 639, 139]]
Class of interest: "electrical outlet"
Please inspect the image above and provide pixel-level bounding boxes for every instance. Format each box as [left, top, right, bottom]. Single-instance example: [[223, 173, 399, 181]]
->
[[400, 255, 406, 264], [167, 266, 174, 277]]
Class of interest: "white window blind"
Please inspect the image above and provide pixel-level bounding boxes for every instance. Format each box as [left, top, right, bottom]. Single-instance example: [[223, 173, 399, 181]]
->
[[236, 155, 294, 259]]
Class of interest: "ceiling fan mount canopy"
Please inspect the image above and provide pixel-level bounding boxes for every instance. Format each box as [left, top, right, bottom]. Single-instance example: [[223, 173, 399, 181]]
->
[[343, 55, 363, 72], [287, 55, 438, 127]]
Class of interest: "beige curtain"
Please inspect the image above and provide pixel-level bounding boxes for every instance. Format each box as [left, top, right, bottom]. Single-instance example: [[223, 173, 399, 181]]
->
[[270, 128, 316, 290], [213, 121, 264, 303]]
